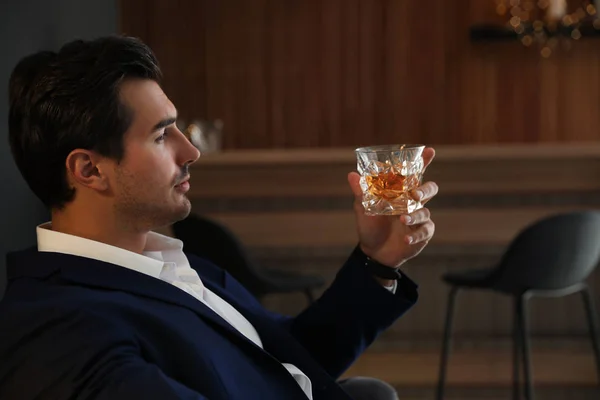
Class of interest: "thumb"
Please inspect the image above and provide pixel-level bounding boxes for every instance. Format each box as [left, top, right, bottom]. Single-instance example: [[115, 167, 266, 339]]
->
[[347, 172, 363, 200]]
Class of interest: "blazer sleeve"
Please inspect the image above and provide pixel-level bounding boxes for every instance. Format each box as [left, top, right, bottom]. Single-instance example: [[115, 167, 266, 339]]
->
[[208, 248, 418, 379], [0, 308, 216, 400], [286, 247, 419, 378]]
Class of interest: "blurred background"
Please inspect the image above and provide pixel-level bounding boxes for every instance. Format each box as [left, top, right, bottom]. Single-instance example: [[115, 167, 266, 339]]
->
[[2, 1, 600, 399]]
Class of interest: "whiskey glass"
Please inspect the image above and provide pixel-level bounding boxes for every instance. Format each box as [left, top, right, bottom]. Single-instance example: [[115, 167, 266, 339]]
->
[[355, 144, 425, 216]]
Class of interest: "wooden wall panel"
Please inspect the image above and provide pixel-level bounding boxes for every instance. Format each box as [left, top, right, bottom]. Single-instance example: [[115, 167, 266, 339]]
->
[[120, 0, 600, 148], [120, 0, 209, 126]]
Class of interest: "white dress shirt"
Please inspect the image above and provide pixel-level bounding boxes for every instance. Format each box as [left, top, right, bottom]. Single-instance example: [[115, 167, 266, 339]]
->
[[36, 223, 313, 399]]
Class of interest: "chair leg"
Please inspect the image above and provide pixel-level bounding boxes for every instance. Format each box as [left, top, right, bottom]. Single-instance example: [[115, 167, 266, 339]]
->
[[512, 296, 522, 400], [304, 288, 315, 304], [516, 294, 534, 400], [580, 286, 600, 385], [436, 286, 459, 400]]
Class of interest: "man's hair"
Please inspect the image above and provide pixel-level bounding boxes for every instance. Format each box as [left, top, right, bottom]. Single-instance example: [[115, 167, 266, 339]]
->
[[8, 35, 162, 209]]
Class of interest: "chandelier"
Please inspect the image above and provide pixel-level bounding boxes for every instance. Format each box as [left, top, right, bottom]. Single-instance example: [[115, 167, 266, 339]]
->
[[495, 0, 600, 56]]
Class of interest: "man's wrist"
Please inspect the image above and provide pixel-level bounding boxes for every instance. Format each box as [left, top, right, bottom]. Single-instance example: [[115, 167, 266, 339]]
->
[[353, 246, 403, 287], [358, 244, 406, 269]]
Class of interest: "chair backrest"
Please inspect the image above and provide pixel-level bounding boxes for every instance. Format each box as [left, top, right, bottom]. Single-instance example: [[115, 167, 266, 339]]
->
[[171, 214, 265, 295], [492, 211, 600, 292]]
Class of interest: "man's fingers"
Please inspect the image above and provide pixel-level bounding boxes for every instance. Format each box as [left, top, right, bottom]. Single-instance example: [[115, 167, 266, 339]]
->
[[347, 172, 363, 200], [406, 220, 435, 244], [422, 147, 436, 170], [410, 181, 439, 203], [402, 208, 431, 226]]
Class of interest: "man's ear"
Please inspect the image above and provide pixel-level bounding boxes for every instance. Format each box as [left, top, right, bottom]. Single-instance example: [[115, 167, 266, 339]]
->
[[65, 149, 110, 192]]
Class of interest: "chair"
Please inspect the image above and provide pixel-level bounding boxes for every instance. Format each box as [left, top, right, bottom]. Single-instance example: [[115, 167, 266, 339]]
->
[[436, 211, 600, 400], [172, 214, 325, 304]]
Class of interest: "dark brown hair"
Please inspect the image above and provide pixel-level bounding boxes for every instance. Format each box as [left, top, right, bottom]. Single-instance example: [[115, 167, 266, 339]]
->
[[8, 35, 162, 209]]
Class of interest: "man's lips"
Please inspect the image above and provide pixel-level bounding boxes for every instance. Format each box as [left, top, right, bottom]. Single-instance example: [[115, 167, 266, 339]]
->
[[175, 175, 190, 186], [175, 176, 191, 192]]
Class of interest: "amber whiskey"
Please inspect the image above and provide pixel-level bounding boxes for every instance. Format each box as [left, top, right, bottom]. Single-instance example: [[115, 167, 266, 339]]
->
[[365, 171, 420, 201]]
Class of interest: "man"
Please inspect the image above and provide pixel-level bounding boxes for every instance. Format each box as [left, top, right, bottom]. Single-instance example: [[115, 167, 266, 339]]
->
[[0, 36, 438, 399]]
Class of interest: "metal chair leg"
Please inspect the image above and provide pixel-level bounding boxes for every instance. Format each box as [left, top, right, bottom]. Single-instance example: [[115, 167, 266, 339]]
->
[[513, 296, 522, 400], [581, 286, 600, 385], [436, 286, 459, 400], [517, 294, 534, 400]]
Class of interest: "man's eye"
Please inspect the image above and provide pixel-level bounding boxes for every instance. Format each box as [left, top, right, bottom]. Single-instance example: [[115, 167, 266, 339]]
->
[[156, 129, 168, 143]]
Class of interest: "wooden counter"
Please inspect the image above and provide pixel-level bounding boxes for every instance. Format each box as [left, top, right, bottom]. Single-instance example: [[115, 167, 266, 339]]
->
[[188, 143, 600, 247]]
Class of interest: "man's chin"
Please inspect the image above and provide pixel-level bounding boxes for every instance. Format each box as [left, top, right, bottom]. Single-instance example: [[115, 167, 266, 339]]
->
[[175, 204, 192, 222], [147, 202, 192, 232], [174, 199, 193, 220]]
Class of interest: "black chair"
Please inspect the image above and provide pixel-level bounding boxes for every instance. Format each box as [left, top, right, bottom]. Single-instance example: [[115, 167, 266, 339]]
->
[[172, 214, 325, 304], [436, 211, 600, 400]]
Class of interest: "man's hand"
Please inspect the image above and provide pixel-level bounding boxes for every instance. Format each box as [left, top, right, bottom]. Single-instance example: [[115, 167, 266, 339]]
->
[[348, 147, 438, 269]]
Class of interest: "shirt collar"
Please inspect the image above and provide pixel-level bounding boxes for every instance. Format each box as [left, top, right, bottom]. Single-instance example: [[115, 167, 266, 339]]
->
[[36, 222, 184, 279]]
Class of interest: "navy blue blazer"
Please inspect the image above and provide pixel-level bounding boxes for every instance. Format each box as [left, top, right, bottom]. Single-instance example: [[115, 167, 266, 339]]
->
[[0, 247, 418, 400]]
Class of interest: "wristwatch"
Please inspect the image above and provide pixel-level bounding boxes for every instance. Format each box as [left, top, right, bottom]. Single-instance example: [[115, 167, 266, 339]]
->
[[353, 246, 402, 280]]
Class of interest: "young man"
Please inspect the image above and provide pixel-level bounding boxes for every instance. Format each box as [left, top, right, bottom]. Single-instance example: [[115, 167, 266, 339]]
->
[[0, 36, 438, 400]]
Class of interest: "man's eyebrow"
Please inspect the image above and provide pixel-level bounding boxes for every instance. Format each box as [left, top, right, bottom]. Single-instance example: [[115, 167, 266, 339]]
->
[[151, 116, 177, 132]]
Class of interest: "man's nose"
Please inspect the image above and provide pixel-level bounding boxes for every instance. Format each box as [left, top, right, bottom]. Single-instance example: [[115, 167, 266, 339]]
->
[[185, 141, 201, 165], [177, 127, 201, 166]]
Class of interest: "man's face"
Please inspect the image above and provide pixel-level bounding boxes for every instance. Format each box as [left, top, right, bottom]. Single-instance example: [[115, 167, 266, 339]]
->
[[108, 79, 200, 231]]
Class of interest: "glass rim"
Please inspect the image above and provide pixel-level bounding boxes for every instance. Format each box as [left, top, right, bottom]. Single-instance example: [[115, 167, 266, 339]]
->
[[355, 144, 425, 153]]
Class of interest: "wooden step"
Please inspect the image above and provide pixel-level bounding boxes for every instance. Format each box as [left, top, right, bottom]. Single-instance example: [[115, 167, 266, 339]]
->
[[343, 349, 598, 387], [385, 387, 600, 400]]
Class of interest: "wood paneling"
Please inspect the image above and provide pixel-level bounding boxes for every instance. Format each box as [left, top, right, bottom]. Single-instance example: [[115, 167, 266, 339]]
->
[[120, 0, 600, 148]]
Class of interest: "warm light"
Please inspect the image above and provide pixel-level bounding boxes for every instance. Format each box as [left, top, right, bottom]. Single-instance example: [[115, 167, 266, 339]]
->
[[522, 35, 534, 45], [562, 15, 573, 25], [586, 4, 597, 14], [577, 7, 589, 17], [541, 46, 552, 57], [496, 0, 599, 56], [548, 0, 567, 20]]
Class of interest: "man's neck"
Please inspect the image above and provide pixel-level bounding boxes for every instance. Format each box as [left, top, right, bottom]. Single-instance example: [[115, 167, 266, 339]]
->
[[50, 209, 149, 254]]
